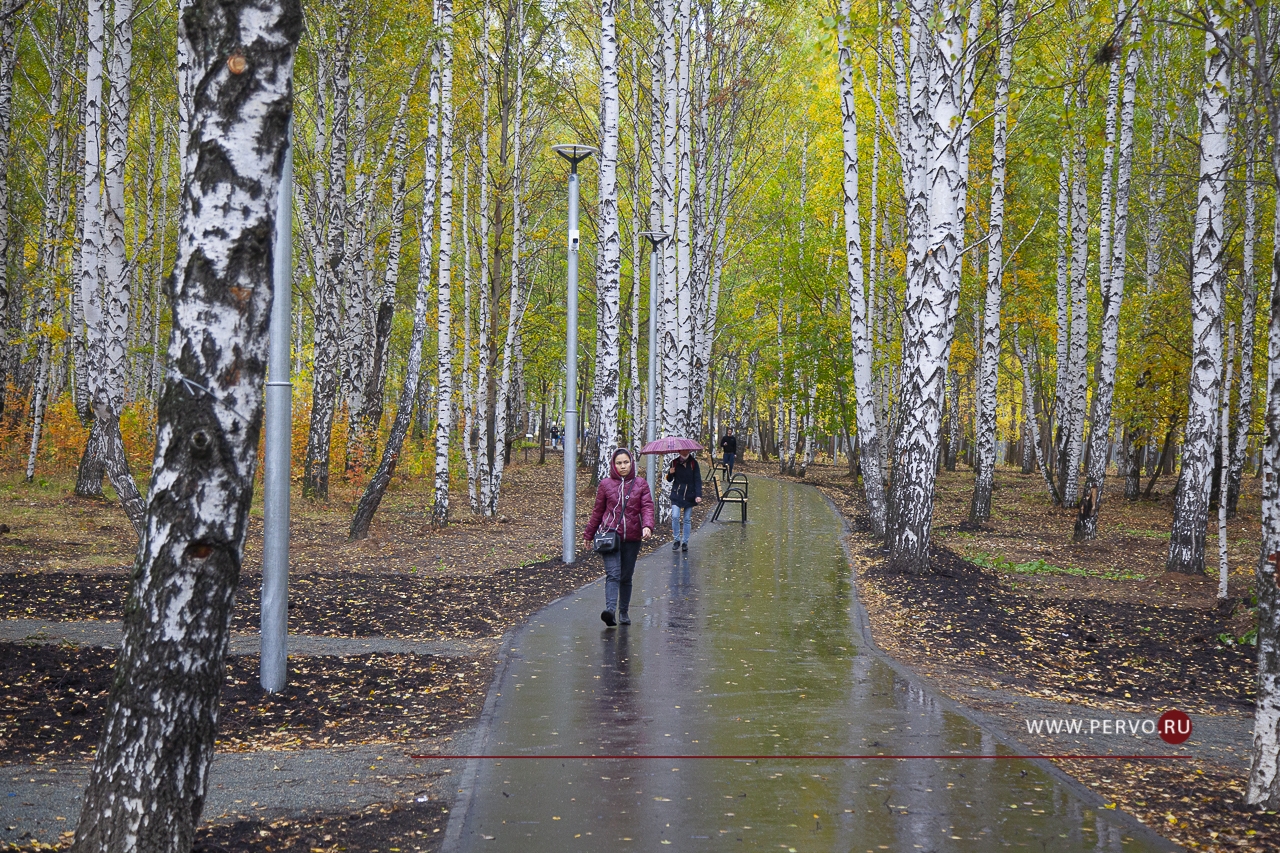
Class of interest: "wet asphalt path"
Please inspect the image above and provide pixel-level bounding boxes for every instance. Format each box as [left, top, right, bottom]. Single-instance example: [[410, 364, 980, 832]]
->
[[444, 476, 1179, 852]]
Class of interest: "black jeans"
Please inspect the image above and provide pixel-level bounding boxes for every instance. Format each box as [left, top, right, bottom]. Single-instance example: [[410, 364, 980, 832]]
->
[[603, 539, 643, 614], [723, 452, 736, 476]]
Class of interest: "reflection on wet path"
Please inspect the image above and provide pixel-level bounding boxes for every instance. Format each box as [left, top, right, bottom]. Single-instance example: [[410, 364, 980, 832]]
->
[[448, 477, 1174, 851]]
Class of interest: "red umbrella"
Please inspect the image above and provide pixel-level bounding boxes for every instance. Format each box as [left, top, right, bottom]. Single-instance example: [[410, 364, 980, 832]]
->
[[638, 436, 704, 455]]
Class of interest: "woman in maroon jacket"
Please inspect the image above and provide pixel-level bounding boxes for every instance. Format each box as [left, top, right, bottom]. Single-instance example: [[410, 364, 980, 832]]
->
[[584, 448, 655, 626]]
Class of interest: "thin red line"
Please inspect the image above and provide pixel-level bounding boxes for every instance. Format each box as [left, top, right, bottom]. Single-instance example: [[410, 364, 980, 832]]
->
[[408, 754, 1191, 761]]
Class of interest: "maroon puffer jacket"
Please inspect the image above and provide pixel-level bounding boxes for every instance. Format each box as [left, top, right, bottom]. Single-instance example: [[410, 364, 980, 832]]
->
[[584, 471, 655, 543]]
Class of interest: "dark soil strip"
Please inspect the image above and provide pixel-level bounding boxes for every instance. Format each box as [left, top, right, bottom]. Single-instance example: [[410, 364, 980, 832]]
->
[[0, 645, 489, 764], [193, 801, 447, 853], [0, 554, 605, 639], [860, 544, 1255, 712], [1055, 757, 1280, 851]]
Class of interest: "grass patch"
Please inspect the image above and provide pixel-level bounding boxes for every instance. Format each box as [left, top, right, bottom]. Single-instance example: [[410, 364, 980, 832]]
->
[[968, 551, 1146, 582]]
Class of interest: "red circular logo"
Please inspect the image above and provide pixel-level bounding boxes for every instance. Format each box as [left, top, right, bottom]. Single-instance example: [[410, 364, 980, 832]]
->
[[1158, 709, 1192, 745]]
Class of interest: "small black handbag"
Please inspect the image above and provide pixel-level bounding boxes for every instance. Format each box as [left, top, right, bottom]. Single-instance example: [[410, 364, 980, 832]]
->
[[592, 479, 629, 554], [592, 529, 620, 554]]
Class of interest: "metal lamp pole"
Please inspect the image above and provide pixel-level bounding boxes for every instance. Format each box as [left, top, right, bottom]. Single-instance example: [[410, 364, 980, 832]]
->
[[261, 130, 293, 692], [638, 231, 667, 487], [553, 144, 597, 565]]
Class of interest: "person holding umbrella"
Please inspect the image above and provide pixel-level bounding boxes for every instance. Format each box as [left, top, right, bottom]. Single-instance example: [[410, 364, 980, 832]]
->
[[666, 449, 702, 551], [638, 437, 704, 552]]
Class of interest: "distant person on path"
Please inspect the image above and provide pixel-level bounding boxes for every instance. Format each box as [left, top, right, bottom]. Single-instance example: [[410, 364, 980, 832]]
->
[[666, 451, 702, 552], [719, 428, 738, 478], [584, 448, 654, 627]]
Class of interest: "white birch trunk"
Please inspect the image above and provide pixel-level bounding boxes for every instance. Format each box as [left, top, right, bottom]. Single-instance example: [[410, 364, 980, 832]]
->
[[485, 0, 525, 516], [839, 0, 886, 535], [1052, 124, 1070, 497], [1219, 324, 1234, 599], [1075, 3, 1141, 541], [301, 5, 353, 500], [101, 0, 136, 415], [475, 4, 493, 513], [1248, 188, 1280, 808], [462, 153, 478, 510], [1061, 65, 1090, 507], [432, 0, 456, 526], [659, 0, 680, 438], [970, 0, 1014, 523], [1230, 60, 1258, 517], [70, 3, 299, 846], [74, 0, 107, 495], [886, 0, 969, 572], [594, 0, 622, 476], [1169, 11, 1231, 574]]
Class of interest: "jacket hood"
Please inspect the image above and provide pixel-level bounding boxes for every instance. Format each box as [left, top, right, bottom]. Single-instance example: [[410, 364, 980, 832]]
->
[[610, 448, 636, 480]]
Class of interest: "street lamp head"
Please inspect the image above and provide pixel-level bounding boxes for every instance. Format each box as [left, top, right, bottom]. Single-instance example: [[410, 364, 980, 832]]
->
[[639, 231, 669, 249], [552, 144, 598, 173]]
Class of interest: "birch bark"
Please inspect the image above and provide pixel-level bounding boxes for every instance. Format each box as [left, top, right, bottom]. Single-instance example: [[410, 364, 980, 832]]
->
[[349, 58, 444, 538], [1061, 62, 1090, 507], [1219, 324, 1235, 599], [1075, 3, 1141, 541], [1051, 109, 1070, 500], [1169, 10, 1231, 575], [71, 2, 300, 847], [25, 8, 71, 482], [364, 61, 423, 458], [970, 0, 1014, 523], [886, 0, 969, 572], [838, 0, 886, 536], [658, 0, 680, 438], [301, 3, 352, 500], [486, 0, 525, 515], [0, 0, 20, 419], [594, 0, 622, 475], [74, 0, 107, 497], [432, 0, 456, 526], [1230, 69, 1259, 517]]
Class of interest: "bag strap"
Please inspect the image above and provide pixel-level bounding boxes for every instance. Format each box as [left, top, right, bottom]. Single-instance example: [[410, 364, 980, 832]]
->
[[606, 478, 628, 531]]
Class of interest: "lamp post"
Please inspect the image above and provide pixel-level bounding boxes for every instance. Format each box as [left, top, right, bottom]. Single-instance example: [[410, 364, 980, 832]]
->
[[638, 231, 667, 487], [261, 129, 292, 692], [553, 143, 597, 565]]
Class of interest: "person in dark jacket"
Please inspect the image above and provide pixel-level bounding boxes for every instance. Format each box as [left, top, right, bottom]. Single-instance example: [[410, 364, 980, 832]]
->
[[665, 451, 702, 552], [719, 429, 738, 477], [584, 448, 655, 626]]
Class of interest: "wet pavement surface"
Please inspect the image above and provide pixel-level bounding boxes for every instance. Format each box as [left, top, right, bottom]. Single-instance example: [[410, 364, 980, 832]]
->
[[445, 476, 1178, 852]]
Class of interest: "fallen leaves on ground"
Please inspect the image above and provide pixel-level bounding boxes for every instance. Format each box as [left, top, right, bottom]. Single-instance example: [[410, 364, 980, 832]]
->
[[192, 799, 448, 853], [1057, 758, 1280, 851], [0, 644, 489, 764]]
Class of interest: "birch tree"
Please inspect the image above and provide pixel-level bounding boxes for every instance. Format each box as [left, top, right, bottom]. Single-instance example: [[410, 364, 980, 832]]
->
[[1229, 48, 1259, 517], [885, 0, 971, 572], [1075, 1, 1141, 541], [1060, 53, 1090, 508], [1168, 8, 1231, 575], [71, 2, 300, 848], [594, 0, 622, 475], [301, 2, 352, 500], [838, 0, 886, 536], [432, 0, 457, 526], [970, 0, 1014, 524], [0, 0, 22, 420]]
